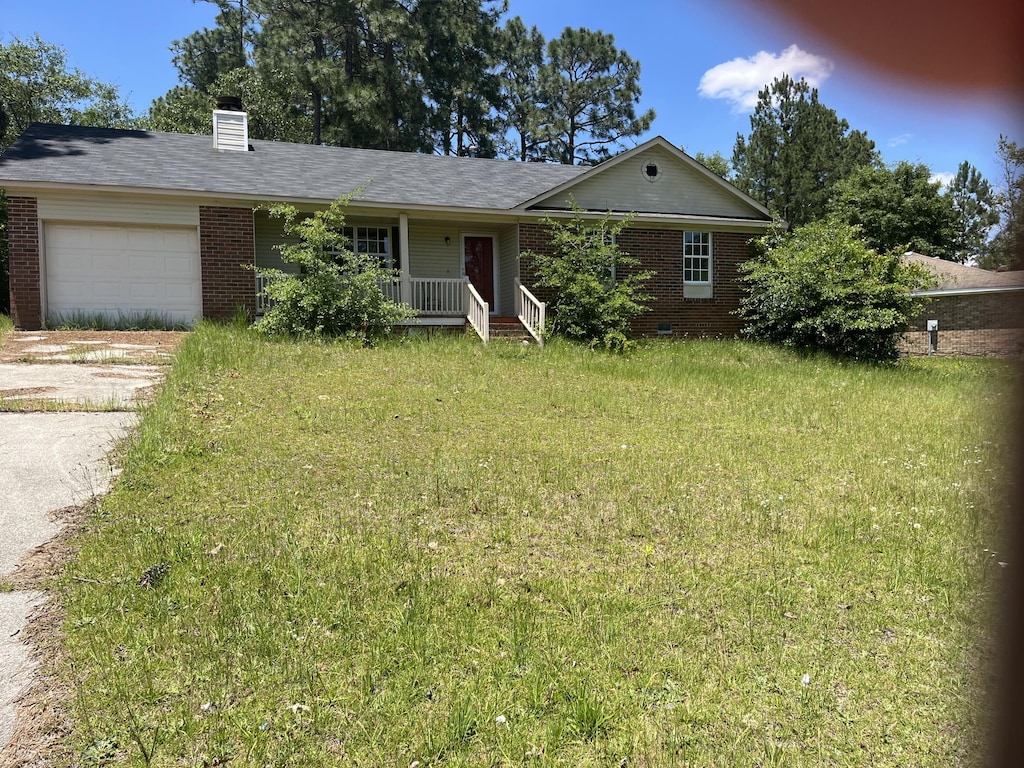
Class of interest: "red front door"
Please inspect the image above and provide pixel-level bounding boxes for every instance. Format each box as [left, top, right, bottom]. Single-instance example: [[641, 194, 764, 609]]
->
[[464, 236, 495, 309]]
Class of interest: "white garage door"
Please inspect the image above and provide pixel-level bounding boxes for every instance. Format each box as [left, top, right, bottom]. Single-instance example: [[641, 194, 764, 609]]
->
[[45, 223, 201, 325]]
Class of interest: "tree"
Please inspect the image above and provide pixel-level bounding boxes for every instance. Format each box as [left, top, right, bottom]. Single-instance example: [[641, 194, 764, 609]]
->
[[693, 150, 730, 179], [980, 135, 1024, 270], [254, 195, 415, 340], [1, 35, 137, 314], [170, 1, 252, 92], [157, 0, 430, 151], [147, 67, 311, 142], [737, 219, 934, 363], [495, 16, 546, 161], [522, 204, 653, 350], [0, 35, 137, 152], [412, 0, 506, 157], [830, 161, 957, 259], [534, 27, 655, 165], [732, 74, 877, 226], [946, 160, 999, 263]]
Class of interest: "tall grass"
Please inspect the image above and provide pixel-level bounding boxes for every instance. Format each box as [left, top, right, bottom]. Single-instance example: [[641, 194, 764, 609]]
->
[[60, 326, 1014, 766], [0, 313, 13, 341], [45, 310, 192, 332]]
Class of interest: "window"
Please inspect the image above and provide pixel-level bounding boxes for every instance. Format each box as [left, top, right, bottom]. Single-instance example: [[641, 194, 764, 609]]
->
[[586, 227, 617, 282], [344, 226, 392, 268], [683, 231, 712, 298], [683, 231, 711, 283]]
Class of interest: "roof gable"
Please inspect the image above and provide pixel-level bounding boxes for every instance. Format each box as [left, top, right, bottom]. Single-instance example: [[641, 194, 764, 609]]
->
[[521, 137, 771, 221]]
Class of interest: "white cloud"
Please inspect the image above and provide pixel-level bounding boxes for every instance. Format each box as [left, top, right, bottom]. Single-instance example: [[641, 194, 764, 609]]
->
[[930, 171, 956, 189], [888, 133, 913, 148], [698, 44, 834, 113]]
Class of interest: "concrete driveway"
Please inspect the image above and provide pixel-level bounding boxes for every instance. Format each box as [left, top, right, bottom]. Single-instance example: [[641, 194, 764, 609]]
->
[[0, 331, 182, 757]]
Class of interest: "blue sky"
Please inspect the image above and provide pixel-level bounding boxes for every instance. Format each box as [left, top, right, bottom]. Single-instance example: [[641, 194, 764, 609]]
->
[[3, 0, 1021, 186]]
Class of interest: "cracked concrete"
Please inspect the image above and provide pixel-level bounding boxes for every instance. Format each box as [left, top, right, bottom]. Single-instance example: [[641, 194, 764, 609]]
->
[[0, 332, 180, 758]]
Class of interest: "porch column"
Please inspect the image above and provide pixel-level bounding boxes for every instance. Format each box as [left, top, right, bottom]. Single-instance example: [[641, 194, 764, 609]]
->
[[399, 213, 411, 305]]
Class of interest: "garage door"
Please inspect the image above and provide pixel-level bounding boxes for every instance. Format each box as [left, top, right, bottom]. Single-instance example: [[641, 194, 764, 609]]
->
[[45, 223, 201, 325]]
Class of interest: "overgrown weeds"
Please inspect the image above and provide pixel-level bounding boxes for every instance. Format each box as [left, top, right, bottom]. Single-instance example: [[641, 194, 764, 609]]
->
[[59, 325, 1014, 766], [46, 310, 191, 332]]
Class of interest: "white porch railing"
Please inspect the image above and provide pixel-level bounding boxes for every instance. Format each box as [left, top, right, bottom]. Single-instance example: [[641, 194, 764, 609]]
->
[[411, 277, 466, 315], [378, 278, 402, 304], [258, 273, 479, 326], [514, 278, 546, 347], [256, 272, 275, 313], [466, 282, 489, 343]]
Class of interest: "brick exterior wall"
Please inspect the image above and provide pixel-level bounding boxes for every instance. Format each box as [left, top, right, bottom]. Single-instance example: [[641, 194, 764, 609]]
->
[[199, 206, 256, 321], [7, 196, 42, 330], [519, 222, 755, 338], [900, 291, 1024, 357]]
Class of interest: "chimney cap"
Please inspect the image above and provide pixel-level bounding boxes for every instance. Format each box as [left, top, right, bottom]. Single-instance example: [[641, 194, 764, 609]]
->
[[216, 95, 244, 112]]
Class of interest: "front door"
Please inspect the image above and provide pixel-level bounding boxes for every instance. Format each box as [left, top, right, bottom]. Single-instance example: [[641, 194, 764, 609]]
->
[[464, 236, 495, 310]]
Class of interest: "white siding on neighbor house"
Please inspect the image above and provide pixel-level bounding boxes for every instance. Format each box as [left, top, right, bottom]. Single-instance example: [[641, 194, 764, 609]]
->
[[408, 222, 463, 278], [37, 193, 200, 226], [497, 223, 518, 316], [532, 145, 759, 219]]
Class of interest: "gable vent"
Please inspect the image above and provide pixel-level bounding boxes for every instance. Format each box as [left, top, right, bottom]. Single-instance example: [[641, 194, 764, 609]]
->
[[213, 109, 249, 152]]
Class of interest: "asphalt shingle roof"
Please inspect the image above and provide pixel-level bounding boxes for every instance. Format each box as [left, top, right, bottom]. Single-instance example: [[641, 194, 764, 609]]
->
[[903, 252, 1024, 290], [0, 123, 588, 210]]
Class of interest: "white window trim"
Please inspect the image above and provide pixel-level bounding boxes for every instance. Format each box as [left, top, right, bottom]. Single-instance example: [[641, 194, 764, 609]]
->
[[683, 230, 712, 299], [585, 227, 617, 282], [324, 225, 393, 270]]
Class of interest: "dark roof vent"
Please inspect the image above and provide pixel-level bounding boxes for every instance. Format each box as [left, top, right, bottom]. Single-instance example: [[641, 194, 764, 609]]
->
[[216, 95, 244, 112]]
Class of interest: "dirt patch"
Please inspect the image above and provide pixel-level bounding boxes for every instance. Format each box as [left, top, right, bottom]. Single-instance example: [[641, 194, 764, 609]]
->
[[0, 331, 187, 365], [0, 506, 85, 768], [0, 597, 75, 768], [0, 388, 56, 399]]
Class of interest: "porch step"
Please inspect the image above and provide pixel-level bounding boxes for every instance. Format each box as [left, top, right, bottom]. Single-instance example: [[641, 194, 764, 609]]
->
[[467, 317, 534, 342]]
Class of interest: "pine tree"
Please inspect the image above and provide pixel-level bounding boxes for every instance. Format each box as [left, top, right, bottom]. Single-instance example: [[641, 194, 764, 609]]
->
[[947, 161, 999, 263], [535, 27, 655, 165], [495, 16, 546, 161], [732, 75, 876, 226]]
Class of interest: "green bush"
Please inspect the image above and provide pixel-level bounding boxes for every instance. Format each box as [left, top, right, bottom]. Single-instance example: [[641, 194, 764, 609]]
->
[[254, 196, 415, 341], [737, 219, 934, 363], [523, 204, 652, 351]]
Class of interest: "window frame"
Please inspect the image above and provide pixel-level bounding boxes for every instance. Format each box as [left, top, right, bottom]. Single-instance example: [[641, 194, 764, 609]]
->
[[323, 225, 394, 271], [343, 225, 392, 269], [585, 226, 617, 282], [682, 230, 712, 298]]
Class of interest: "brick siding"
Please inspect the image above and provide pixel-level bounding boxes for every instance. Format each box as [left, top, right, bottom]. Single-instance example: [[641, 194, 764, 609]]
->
[[519, 222, 755, 338], [7, 196, 42, 330], [900, 291, 1024, 357], [199, 206, 256, 320]]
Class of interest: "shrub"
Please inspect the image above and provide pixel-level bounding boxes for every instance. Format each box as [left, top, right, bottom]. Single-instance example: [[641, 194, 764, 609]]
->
[[737, 219, 934, 363], [253, 196, 415, 341], [523, 204, 652, 351]]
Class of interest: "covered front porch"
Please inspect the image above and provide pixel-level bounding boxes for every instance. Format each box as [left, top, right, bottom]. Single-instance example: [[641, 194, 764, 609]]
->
[[253, 210, 545, 343]]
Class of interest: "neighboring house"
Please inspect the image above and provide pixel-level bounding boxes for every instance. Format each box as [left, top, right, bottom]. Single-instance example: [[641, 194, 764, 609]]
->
[[901, 252, 1024, 357], [0, 109, 773, 340]]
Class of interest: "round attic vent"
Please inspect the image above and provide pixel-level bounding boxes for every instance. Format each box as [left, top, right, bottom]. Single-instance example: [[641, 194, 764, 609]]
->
[[642, 161, 662, 182]]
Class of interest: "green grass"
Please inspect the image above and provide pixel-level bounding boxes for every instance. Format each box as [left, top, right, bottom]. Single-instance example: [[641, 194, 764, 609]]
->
[[45, 310, 192, 331], [59, 324, 1014, 766], [0, 313, 13, 341]]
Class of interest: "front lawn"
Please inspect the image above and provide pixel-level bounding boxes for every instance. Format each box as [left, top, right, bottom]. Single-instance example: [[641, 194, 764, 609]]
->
[[60, 325, 1013, 766]]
